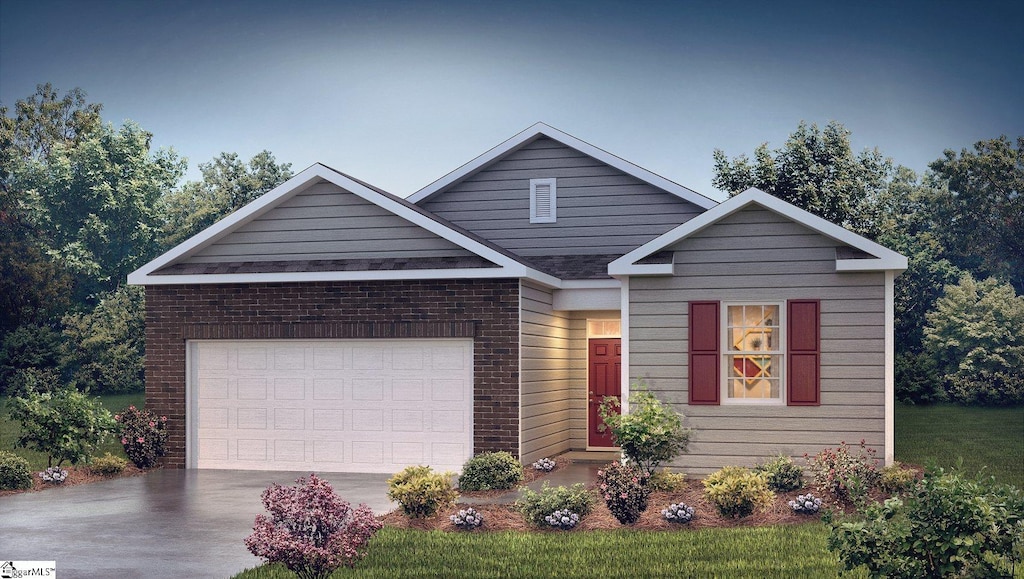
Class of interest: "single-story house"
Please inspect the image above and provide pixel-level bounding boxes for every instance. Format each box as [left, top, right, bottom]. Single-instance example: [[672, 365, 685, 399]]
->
[[128, 123, 906, 476]]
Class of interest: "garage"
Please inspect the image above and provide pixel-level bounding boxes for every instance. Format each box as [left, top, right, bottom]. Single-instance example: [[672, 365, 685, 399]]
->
[[188, 339, 474, 473]]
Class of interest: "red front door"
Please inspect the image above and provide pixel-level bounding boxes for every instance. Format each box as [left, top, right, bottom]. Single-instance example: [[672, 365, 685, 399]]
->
[[588, 338, 621, 447]]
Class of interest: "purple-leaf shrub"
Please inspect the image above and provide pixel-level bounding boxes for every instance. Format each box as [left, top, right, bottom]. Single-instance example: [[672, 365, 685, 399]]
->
[[114, 405, 168, 469], [245, 473, 382, 579], [597, 461, 651, 525]]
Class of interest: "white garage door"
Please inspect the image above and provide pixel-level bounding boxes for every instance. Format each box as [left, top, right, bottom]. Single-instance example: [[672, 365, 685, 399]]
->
[[188, 339, 474, 473]]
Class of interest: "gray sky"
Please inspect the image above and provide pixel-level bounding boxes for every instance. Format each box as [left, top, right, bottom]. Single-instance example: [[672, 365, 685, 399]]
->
[[2, 0, 1021, 201]]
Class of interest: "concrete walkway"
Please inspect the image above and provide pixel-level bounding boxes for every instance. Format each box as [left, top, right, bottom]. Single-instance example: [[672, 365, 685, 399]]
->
[[0, 469, 394, 579]]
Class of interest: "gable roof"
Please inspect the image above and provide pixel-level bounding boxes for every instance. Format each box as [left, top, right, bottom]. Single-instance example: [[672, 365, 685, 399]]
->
[[128, 164, 561, 286], [407, 122, 717, 209], [608, 188, 908, 276]]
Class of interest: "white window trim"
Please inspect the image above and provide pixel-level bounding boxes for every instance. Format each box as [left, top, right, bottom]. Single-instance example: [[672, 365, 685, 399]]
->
[[530, 178, 557, 223], [720, 302, 786, 406]]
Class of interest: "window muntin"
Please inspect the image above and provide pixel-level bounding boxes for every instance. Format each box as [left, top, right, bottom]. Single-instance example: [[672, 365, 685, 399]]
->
[[723, 304, 783, 403]]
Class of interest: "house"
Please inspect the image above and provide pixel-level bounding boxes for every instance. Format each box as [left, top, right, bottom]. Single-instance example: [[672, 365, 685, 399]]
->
[[128, 123, 906, 476]]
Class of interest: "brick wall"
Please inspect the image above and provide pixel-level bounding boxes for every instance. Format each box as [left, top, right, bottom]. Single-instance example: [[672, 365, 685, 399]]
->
[[145, 279, 520, 468]]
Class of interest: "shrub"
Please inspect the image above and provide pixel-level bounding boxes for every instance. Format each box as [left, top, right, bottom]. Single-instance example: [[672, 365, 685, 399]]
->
[[649, 469, 687, 492], [39, 465, 68, 484], [516, 482, 594, 527], [0, 323, 65, 397], [754, 453, 804, 492], [703, 466, 775, 519], [661, 502, 695, 524], [894, 351, 945, 404], [245, 473, 383, 579], [115, 405, 168, 468], [806, 440, 880, 505], [878, 462, 917, 494], [458, 451, 523, 491], [449, 508, 483, 530], [532, 457, 556, 472], [597, 462, 651, 525], [828, 468, 1024, 578], [90, 452, 128, 475], [61, 285, 146, 394], [544, 510, 581, 530], [0, 450, 33, 490], [789, 493, 823, 515], [598, 383, 691, 476], [386, 465, 458, 519], [9, 387, 116, 466]]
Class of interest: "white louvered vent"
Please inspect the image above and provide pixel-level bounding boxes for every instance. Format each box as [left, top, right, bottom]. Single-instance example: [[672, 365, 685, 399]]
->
[[530, 178, 557, 223]]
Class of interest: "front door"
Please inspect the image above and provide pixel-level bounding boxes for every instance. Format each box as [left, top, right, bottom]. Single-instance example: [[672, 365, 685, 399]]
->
[[588, 338, 621, 447]]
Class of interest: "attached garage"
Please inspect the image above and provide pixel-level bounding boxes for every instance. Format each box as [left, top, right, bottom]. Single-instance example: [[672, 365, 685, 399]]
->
[[188, 338, 474, 473]]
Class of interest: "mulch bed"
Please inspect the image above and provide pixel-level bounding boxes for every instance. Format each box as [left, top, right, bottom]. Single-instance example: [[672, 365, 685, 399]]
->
[[0, 463, 150, 497]]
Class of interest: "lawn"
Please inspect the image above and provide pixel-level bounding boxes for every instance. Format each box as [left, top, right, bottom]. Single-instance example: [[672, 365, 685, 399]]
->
[[0, 391, 144, 470]]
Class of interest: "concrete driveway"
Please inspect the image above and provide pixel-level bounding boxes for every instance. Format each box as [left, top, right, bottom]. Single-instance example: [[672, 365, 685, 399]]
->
[[0, 469, 394, 579]]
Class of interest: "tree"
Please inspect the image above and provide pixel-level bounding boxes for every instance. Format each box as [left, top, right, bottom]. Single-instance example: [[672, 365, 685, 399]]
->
[[158, 150, 292, 248], [61, 285, 146, 393], [1, 82, 102, 163], [928, 136, 1024, 292], [712, 121, 893, 232]]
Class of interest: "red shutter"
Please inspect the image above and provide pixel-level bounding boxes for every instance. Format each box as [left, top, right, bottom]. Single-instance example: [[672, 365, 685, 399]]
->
[[787, 299, 820, 406], [689, 301, 720, 405]]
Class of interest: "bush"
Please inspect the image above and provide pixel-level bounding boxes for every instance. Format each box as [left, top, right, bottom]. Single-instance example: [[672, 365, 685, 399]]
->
[[449, 508, 483, 530], [0, 450, 33, 490], [828, 468, 1024, 578], [245, 473, 382, 579], [61, 285, 146, 394], [458, 451, 523, 491], [9, 387, 115, 466], [386, 465, 458, 519], [661, 502, 695, 524], [532, 457, 556, 472], [544, 510, 581, 530], [879, 462, 917, 494], [0, 323, 65, 397], [789, 493, 823, 515], [39, 465, 68, 484], [115, 405, 168, 468], [598, 383, 691, 476], [90, 452, 128, 475], [703, 466, 775, 519], [754, 453, 804, 492], [597, 462, 651, 525], [806, 440, 880, 505], [516, 482, 594, 527], [894, 351, 944, 404], [649, 469, 687, 492]]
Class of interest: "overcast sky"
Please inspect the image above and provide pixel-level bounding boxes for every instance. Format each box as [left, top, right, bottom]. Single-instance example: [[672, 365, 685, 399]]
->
[[2, 0, 1021, 201]]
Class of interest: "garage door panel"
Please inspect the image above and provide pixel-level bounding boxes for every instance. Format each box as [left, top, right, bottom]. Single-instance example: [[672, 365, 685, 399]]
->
[[192, 339, 473, 473]]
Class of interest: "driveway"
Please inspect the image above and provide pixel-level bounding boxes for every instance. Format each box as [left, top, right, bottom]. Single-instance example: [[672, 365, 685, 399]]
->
[[0, 469, 394, 579]]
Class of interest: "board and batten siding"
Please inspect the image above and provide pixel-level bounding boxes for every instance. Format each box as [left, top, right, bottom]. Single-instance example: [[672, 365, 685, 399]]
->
[[421, 137, 702, 256], [186, 181, 475, 263], [629, 207, 886, 476]]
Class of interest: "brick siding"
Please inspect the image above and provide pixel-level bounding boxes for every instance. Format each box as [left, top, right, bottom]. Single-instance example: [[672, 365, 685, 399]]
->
[[145, 279, 520, 468]]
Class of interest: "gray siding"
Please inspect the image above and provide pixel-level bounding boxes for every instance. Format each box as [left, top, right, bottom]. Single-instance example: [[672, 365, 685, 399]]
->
[[629, 207, 886, 477], [520, 282, 573, 462], [186, 182, 474, 263], [421, 137, 702, 256]]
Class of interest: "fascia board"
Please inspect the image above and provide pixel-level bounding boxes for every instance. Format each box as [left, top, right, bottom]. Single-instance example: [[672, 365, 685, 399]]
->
[[559, 279, 621, 289], [607, 263, 674, 276], [836, 257, 909, 272], [131, 267, 544, 286]]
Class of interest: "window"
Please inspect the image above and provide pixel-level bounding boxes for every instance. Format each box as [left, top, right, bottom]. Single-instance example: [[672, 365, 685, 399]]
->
[[530, 178, 556, 223], [723, 304, 783, 403]]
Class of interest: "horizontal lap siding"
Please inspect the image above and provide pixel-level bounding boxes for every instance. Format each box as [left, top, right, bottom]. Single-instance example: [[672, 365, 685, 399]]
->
[[629, 207, 886, 477], [421, 137, 702, 255], [520, 282, 573, 462], [187, 182, 473, 263]]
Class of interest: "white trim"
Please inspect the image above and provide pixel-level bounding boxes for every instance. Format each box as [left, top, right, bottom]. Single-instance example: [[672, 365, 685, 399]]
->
[[552, 287, 620, 311], [720, 302, 786, 406], [609, 188, 908, 276], [517, 280, 524, 463], [127, 163, 560, 287], [530, 178, 557, 223], [408, 122, 716, 209], [620, 276, 630, 414], [884, 270, 895, 466], [560, 279, 621, 289], [185, 341, 197, 469]]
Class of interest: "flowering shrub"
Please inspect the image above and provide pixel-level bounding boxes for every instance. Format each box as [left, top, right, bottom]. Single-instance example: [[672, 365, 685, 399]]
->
[[532, 457, 556, 472], [806, 440, 880, 505], [115, 405, 168, 469], [516, 482, 594, 527], [598, 461, 651, 525], [0, 451, 33, 490], [661, 502, 695, 524], [458, 451, 523, 491], [754, 453, 804, 492], [245, 473, 382, 579], [449, 508, 483, 530], [544, 510, 581, 530], [879, 462, 917, 494], [387, 465, 458, 518], [703, 466, 775, 518], [90, 452, 129, 475], [39, 466, 68, 484], [789, 493, 823, 515]]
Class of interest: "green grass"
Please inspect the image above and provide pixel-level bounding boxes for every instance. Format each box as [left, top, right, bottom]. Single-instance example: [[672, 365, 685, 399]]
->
[[233, 524, 864, 579], [895, 402, 1024, 487], [0, 391, 144, 470]]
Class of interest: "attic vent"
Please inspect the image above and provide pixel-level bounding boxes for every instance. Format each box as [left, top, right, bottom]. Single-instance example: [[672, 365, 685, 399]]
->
[[530, 178, 557, 223]]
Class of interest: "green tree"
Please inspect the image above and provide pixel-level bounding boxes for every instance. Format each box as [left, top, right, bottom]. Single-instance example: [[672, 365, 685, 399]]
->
[[0, 323, 65, 396], [61, 285, 146, 393], [928, 135, 1024, 292], [9, 387, 116, 467], [712, 121, 893, 232], [158, 150, 292, 248]]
